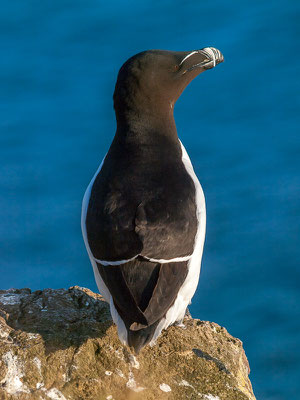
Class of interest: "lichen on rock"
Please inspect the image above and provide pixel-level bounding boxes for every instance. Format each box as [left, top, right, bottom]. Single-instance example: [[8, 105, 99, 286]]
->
[[0, 286, 256, 399]]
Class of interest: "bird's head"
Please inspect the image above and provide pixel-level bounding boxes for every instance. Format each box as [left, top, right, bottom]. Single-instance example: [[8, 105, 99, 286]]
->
[[113, 48, 224, 123]]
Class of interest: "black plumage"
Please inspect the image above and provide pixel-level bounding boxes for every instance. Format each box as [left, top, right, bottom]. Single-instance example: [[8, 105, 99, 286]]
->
[[82, 48, 224, 353]]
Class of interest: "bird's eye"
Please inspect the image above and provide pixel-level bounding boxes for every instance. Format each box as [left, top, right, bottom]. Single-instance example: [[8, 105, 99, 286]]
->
[[173, 65, 179, 72]]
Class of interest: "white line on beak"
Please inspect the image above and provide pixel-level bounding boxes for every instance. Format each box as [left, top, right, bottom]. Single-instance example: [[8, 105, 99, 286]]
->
[[179, 51, 198, 66], [200, 47, 216, 67]]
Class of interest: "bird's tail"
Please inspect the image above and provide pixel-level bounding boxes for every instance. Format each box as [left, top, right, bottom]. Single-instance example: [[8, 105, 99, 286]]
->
[[127, 321, 159, 355]]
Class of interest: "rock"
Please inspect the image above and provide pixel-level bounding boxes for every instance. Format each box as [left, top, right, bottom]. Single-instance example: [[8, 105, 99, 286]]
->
[[0, 287, 256, 400]]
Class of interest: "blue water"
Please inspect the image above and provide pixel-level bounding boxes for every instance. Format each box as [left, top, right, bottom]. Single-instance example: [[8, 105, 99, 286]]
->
[[1, 1, 299, 398]]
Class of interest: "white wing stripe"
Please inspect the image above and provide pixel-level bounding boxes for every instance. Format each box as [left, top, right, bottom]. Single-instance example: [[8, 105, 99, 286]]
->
[[94, 254, 192, 266], [141, 255, 192, 263], [93, 256, 137, 266]]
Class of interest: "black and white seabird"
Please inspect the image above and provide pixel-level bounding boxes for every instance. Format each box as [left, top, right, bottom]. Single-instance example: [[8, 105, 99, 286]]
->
[[81, 47, 224, 354]]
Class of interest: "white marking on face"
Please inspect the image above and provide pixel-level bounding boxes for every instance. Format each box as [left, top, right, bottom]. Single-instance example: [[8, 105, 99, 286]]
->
[[179, 51, 198, 66]]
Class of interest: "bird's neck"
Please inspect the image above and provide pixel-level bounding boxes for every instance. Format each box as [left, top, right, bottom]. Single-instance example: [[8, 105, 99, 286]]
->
[[114, 104, 179, 145]]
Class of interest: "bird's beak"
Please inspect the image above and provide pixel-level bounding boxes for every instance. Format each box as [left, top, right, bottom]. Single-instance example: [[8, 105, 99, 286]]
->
[[180, 47, 224, 74], [199, 47, 224, 69]]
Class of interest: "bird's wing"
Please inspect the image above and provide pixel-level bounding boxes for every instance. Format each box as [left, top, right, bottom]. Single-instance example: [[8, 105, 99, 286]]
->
[[96, 257, 189, 329], [86, 190, 197, 329], [134, 198, 197, 261], [84, 143, 199, 327], [85, 175, 198, 263]]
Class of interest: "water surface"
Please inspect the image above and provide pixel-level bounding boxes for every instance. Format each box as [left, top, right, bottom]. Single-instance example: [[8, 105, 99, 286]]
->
[[1, 1, 299, 398]]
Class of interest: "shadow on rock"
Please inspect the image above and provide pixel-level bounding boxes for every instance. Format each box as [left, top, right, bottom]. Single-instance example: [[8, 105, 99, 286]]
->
[[0, 286, 112, 354]]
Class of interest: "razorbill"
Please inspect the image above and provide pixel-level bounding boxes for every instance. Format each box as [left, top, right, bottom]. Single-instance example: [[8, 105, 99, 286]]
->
[[81, 47, 224, 354]]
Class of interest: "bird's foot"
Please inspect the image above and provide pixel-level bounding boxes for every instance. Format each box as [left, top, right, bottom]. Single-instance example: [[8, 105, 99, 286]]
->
[[173, 319, 186, 329]]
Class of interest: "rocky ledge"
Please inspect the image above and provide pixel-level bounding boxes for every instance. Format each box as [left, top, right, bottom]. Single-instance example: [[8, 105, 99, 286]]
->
[[0, 286, 255, 400]]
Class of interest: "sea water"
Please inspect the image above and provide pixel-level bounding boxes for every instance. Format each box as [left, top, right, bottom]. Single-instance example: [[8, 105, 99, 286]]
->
[[0, 1, 299, 398]]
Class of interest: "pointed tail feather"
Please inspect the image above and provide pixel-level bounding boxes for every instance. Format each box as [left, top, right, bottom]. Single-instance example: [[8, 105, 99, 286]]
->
[[127, 321, 159, 355]]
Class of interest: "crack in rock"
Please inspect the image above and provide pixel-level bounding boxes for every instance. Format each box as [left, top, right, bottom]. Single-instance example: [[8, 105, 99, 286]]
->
[[192, 348, 231, 374]]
